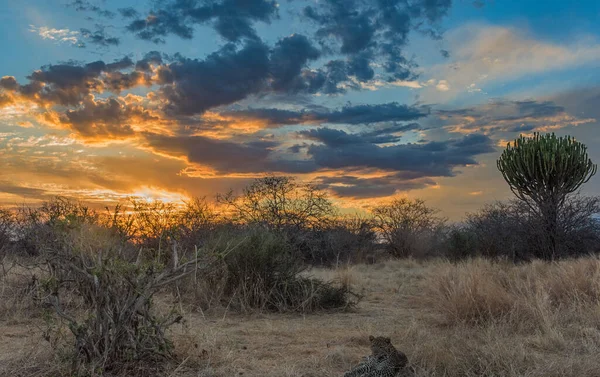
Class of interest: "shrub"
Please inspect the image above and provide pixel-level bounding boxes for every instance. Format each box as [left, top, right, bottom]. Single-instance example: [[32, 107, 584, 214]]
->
[[373, 198, 447, 258], [40, 223, 221, 375], [197, 227, 359, 312], [285, 215, 377, 266], [457, 196, 600, 261], [14, 198, 99, 256], [217, 176, 335, 230], [444, 227, 477, 261]]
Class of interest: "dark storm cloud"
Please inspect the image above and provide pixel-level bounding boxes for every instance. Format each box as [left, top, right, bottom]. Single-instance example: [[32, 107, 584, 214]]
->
[[143, 133, 276, 173], [322, 103, 429, 124], [0, 76, 18, 91], [118, 7, 139, 18], [360, 122, 421, 137], [2, 57, 136, 107], [436, 99, 569, 134], [28, 61, 105, 88], [106, 57, 135, 71], [135, 51, 164, 71], [150, 34, 325, 114], [126, 0, 279, 43], [158, 41, 271, 115], [303, 0, 452, 81], [316, 174, 437, 198], [224, 103, 428, 127], [80, 26, 120, 47], [144, 132, 320, 174], [68, 0, 116, 18], [58, 96, 156, 139], [119, 0, 452, 93], [304, 131, 495, 176], [347, 52, 375, 81], [21, 61, 107, 106], [270, 34, 321, 92], [224, 108, 310, 126], [299, 123, 418, 146], [102, 71, 148, 92]]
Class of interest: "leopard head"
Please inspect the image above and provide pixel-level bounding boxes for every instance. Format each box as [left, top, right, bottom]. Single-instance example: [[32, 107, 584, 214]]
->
[[369, 335, 394, 357]]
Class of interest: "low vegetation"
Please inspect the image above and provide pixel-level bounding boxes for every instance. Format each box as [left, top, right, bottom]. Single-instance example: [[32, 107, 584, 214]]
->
[[1, 133, 599, 376]]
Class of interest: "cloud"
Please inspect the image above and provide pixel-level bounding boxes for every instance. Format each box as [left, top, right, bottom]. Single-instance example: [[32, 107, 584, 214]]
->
[[122, 0, 452, 93], [436, 99, 594, 135], [316, 174, 437, 198], [135, 51, 163, 71], [126, 0, 279, 43], [56, 95, 157, 139], [269, 34, 321, 92], [321, 103, 428, 124], [436, 80, 450, 91], [79, 26, 120, 47], [68, 0, 115, 18], [0, 182, 49, 199], [0, 57, 135, 107], [159, 41, 271, 115], [424, 24, 600, 100], [143, 133, 277, 173], [298, 122, 420, 146], [224, 103, 428, 127], [0, 76, 18, 91], [301, 130, 495, 176], [29, 25, 80, 45], [118, 7, 139, 19], [303, 0, 451, 81]]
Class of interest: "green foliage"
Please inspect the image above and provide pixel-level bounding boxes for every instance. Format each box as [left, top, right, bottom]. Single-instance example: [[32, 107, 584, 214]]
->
[[202, 228, 359, 312], [497, 133, 597, 206], [497, 133, 598, 259], [445, 228, 477, 261]]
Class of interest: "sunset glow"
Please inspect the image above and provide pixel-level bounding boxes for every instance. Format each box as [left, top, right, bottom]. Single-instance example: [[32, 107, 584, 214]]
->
[[0, 0, 599, 219]]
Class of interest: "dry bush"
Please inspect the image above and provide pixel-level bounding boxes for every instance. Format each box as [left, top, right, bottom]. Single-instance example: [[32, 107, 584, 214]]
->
[[188, 228, 360, 313], [286, 215, 378, 266], [217, 176, 335, 230], [454, 196, 600, 261], [38, 223, 227, 376], [373, 198, 447, 259]]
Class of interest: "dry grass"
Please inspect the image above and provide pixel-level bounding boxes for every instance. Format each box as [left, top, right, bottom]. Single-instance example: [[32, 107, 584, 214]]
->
[[2, 257, 600, 376]]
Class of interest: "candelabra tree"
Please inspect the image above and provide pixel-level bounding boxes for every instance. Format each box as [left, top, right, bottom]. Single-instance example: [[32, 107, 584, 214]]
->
[[497, 132, 597, 259]]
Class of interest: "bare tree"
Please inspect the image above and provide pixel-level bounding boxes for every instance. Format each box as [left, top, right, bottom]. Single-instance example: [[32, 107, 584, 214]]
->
[[218, 176, 335, 230], [372, 198, 446, 258]]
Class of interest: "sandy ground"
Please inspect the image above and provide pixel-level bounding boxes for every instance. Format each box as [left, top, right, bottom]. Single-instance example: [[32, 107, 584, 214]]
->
[[3, 258, 600, 377], [0, 260, 425, 377]]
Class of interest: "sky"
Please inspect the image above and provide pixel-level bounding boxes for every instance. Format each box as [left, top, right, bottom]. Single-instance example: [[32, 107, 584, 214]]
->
[[0, 0, 599, 220]]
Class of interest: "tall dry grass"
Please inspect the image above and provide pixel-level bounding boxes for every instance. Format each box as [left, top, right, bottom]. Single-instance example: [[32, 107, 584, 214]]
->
[[405, 257, 600, 377], [417, 257, 600, 328], [4, 254, 600, 377]]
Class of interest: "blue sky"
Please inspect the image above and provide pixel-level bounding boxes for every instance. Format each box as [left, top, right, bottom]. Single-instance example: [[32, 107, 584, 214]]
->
[[0, 0, 598, 219]]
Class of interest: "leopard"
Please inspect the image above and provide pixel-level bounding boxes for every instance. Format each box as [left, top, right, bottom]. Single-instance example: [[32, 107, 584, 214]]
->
[[343, 335, 409, 377]]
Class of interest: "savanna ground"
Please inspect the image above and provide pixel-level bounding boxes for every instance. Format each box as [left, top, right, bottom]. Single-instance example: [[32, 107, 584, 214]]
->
[[3, 257, 600, 377]]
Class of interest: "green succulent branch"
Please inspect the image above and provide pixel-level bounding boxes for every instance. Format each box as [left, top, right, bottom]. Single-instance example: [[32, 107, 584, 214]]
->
[[497, 132, 597, 259], [497, 133, 596, 208]]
